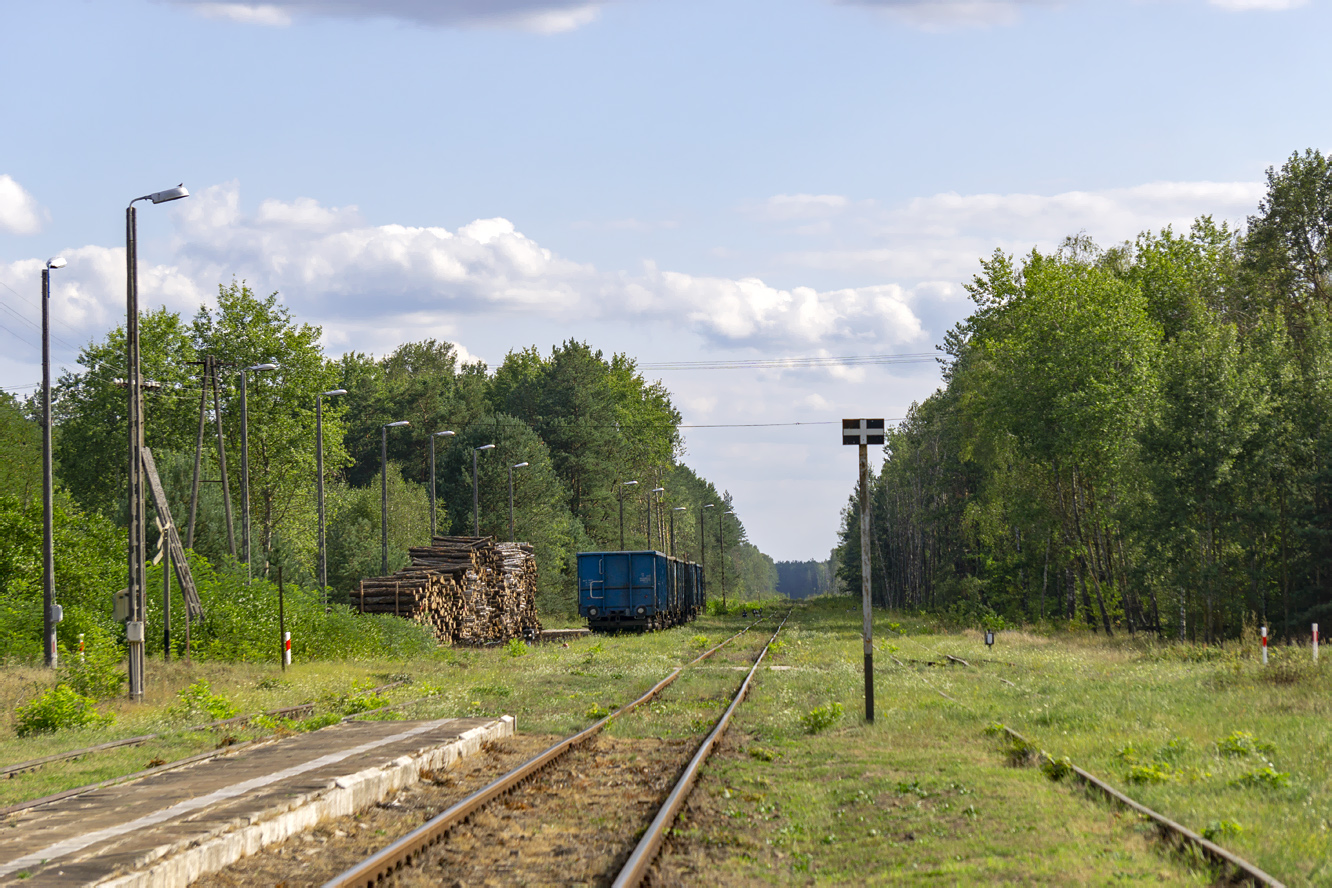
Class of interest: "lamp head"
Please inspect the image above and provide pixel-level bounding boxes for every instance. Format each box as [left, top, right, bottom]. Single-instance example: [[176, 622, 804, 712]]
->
[[703, 503, 715, 509], [247, 362, 278, 372], [46, 257, 66, 270], [651, 487, 665, 494], [321, 389, 348, 397], [434, 430, 455, 437], [622, 480, 639, 487], [384, 420, 410, 428], [512, 461, 529, 469], [476, 444, 496, 451], [148, 185, 189, 204], [674, 506, 687, 512], [723, 510, 735, 516]]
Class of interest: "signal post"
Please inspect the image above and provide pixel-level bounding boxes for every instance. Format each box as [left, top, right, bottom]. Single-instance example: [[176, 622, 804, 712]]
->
[[843, 418, 885, 723]]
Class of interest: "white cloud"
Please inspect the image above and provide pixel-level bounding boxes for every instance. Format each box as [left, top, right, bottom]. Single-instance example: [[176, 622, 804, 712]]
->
[[0, 175, 45, 235], [169, 0, 605, 31], [1209, 0, 1306, 8], [754, 193, 852, 221], [834, 0, 1059, 29], [191, 3, 292, 25], [777, 179, 1265, 283]]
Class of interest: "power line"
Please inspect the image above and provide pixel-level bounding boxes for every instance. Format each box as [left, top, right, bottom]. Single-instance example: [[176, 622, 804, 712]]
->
[[640, 353, 938, 371]]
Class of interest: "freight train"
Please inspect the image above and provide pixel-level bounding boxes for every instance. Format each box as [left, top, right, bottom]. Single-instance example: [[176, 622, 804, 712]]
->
[[577, 550, 704, 631]]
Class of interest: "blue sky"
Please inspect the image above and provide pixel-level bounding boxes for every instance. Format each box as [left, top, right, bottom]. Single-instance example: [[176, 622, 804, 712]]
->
[[2, 0, 1329, 561]]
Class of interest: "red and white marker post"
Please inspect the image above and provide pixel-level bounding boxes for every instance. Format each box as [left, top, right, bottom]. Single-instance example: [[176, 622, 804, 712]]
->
[[1261, 626, 1268, 665], [1314, 624, 1319, 663], [283, 632, 291, 667]]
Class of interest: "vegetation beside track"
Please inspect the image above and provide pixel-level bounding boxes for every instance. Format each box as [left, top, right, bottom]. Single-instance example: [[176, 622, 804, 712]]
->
[[5, 597, 1327, 884]]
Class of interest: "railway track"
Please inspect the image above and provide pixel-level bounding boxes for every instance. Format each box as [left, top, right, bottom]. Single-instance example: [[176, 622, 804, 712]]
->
[[881, 627, 1285, 887], [318, 610, 790, 888]]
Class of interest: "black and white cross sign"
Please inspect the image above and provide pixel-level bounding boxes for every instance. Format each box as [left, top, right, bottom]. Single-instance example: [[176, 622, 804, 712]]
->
[[842, 418, 885, 446]]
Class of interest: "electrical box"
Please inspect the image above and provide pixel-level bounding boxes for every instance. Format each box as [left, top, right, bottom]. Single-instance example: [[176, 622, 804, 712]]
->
[[125, 621, 144, 642], [49, 604, 63, 624], [113, 587, 132, 622]]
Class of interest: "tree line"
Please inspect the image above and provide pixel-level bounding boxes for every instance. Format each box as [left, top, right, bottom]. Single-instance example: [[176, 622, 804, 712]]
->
[[837, 149, 1332, 642], [0, 281, 778, 659]]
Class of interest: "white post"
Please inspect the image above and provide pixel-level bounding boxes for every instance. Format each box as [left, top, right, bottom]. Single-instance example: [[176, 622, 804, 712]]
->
[[283, 631, 291, 666], [1314, 624, 1319, 663], [1261, 626, 1268, 665]]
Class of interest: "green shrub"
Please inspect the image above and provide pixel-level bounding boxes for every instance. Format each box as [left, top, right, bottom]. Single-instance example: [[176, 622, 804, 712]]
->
[[174, 679, 239, 722], [1203, 819, 1244, 841], [1127, 762, 1177, 784], [1232, 766, 1290, 789], [504, 638, 529, 658], [58, 633, 125, 700], [15, 684, 114, 736], [801, 702, 843, 734], [1041, 755, 1073, 781], [338, 692, 389, 715], [585, 703, 611, 719], [1216, 730, 1275, 758], [690, 634, 710, 650]]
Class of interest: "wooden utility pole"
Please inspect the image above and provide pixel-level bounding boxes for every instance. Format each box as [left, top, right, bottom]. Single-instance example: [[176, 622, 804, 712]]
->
[[844, 418, 885, 724]]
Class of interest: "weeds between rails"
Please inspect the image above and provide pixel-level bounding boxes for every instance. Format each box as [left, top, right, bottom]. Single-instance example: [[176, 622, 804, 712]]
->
[[880, 626, 1285, 887], [318, 613, 786, 888]]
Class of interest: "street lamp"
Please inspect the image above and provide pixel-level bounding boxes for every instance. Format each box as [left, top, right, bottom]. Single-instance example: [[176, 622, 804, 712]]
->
[[430, 431, 455, 540], [473, 444, 495, 536], [41, 257, 66, 669], [239, 362, 278, 585], [508, 462, 529, 541], [316, 388, 347, 607], [381, 421, 410, 575], [648, 487, 665, 552], [720, 509, 735, 611], [125, 185, 189, 702], [618, 480, 638, 550], [671, 506, 687, 559], [700, 503, 715, 595]]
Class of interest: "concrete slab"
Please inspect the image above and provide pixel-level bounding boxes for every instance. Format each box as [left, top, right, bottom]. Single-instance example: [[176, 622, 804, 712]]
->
[[0, 716, 513, 887]]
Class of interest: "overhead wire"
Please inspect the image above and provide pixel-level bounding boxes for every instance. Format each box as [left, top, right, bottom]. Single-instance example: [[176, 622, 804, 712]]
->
[[639, 352, 938, 371]]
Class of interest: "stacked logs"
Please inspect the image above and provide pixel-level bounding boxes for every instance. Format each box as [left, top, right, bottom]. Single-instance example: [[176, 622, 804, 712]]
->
[[355, 536, 542, 645]]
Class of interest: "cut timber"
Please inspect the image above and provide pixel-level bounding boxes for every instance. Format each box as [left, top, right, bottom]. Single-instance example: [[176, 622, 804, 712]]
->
[[141, 447, 204, 621], [357, 536, 541, 645]]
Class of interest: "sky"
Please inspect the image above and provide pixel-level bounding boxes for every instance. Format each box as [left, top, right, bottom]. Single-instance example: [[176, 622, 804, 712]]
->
[[1, 0, 1329, 562]]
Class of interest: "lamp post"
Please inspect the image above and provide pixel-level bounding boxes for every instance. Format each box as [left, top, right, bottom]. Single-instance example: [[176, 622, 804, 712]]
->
[[671, 506, 687, 559], [473, 444, 495, 536], [618, 480, 638, 550], [41, 257, 66, 668], [125, 184, 189, 701], [239, 362, 278, 585], [700, 503, 714, 596], [720, 509, 734, 611], [381, 421, 410, 575], [648, 487, 665, 552], [508, 462, 529, 541], [316, 389, 346, 607], [430, 431, 455, 540]]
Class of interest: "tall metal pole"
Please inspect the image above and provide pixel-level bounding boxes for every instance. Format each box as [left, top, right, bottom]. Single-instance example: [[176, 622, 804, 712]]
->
[[239, 369, 251, 584], [317, 393, 326, 602], [860, 441, 874, 724], [210, 362, 235, 558], [41, 265, 59, 668], [430, 435, 438, 540], [669, 507, 675, 558], [619, 489, 626, 550], [126, 205, 145, 700], [508, 464, 515, 542], [473, 449, 480, 536], [186, 358, 207, 549], [381, 425, 389, 576]]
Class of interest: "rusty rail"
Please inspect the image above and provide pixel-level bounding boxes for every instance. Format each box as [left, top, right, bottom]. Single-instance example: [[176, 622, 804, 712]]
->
[[320, 617, 771, 888]]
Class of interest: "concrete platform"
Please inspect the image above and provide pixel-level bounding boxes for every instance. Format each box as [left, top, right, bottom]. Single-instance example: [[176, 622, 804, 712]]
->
[[0, 716, 513, 887]]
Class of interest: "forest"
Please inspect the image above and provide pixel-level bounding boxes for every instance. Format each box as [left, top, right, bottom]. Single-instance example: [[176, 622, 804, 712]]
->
[[837, 148, 1332, 643], [0, 288, 777, 661]]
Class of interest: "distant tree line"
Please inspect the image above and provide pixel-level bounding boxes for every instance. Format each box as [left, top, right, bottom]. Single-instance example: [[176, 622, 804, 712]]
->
[[838, 149, 1332, 642], [0, 280, 779, 659]]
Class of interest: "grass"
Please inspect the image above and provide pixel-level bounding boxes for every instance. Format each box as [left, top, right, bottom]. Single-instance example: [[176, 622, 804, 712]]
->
[[2, 598, 1327, 884]]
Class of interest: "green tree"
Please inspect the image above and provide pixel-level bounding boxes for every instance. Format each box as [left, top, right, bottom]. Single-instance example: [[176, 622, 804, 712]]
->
[[0, 393, 40, 502]]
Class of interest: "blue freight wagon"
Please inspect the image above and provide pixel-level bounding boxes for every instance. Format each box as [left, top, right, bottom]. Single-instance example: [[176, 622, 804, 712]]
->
[[578, 550, 704, 631]]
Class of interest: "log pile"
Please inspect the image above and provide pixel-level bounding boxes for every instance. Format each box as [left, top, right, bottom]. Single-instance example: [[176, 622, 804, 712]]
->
[[356, 536, 542, 645]]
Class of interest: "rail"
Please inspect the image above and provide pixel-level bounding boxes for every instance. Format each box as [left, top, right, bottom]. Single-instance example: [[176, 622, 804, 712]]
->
[[320, 616, 771, 888]]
